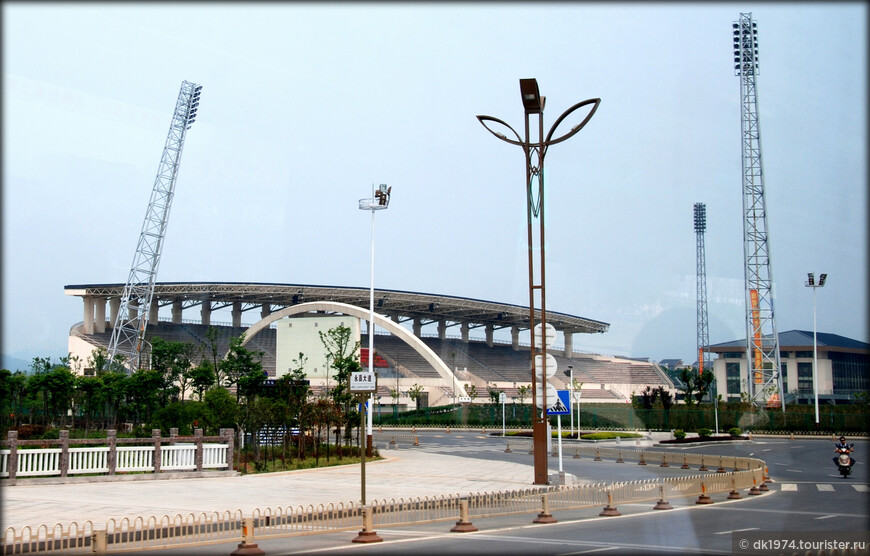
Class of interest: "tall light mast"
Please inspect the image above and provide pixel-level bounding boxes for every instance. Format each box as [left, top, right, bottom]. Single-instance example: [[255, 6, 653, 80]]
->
[[107, 80, 203, 370], [732, 13, 784, 409], [694, 203, 710, 375]]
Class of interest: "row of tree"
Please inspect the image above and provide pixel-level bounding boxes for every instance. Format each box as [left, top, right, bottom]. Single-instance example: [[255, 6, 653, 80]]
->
[[0, 325, 368, 465]]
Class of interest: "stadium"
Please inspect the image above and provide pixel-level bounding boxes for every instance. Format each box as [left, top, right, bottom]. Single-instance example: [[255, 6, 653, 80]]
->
[[65, 282, 677, 411]]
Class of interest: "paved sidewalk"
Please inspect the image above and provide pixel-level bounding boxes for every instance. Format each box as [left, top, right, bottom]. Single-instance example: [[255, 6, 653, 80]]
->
[[2, 448, 538, 532]]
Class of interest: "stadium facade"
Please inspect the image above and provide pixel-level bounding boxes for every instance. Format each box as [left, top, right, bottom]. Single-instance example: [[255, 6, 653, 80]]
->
[[65, 282, 676, 408]]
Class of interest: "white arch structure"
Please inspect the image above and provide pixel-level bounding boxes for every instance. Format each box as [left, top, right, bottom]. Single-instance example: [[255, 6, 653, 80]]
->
[[237, 301, 468, 397]]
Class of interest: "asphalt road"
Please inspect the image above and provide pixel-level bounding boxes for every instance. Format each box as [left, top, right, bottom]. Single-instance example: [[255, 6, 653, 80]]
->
[[150, 432, 868, 555]]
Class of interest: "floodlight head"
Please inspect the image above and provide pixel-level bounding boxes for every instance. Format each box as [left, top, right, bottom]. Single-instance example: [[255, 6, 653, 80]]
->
[[818, 273, 827, 286], [693, 202, 706, 232], [807, 273, 815, 286], [519, 78, 543, 114]]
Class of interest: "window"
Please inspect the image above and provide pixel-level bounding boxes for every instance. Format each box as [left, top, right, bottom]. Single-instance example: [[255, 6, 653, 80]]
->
[[797, 362, 813, 391], [830, 352, 869, 391], [795, 351, 814, 358], [780, 362, 788, 392], [726, 362, 741, 396], [724, 352, 743, 359]]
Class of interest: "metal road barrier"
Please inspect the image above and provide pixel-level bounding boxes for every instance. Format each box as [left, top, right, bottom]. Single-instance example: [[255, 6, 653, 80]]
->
[[2, 446, 767, 554]]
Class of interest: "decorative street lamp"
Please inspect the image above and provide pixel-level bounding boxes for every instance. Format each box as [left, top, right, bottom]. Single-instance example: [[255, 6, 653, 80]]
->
[[478, 79, 599, 485], [805, 272, 827, 425], [359, 184, 391, 456]]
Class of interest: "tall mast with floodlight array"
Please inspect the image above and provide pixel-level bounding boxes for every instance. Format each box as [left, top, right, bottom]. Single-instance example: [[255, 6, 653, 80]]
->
[[107, 80, 203, 371], [732, 13, 783, 409], [694, 203, 711, 376]]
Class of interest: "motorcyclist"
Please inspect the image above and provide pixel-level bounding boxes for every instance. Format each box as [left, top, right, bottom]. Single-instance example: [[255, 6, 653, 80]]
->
[[833, 436, 856, 467]]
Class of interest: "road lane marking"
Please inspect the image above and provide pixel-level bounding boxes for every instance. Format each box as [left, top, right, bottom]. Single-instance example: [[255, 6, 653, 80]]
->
[[558, 547, 619, 555], [714, 527, 759, 535], [816, 484, 834, 491], [780, 484, 797, 491], [853, 485, 869, 492], [815, 514, 838, 520]]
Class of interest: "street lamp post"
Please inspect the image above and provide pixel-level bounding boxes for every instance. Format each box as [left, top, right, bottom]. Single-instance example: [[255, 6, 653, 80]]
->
[[805, 272, 827, 425], [359, 184, 391, 456], [564, 365, 574, 437], [478, 79, 599, 484]]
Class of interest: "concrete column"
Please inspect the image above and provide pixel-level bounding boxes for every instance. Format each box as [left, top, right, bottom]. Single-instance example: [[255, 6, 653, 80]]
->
[[95, 297, 107, 333], [109, 297, 121, 328], [220, 428, 234, 470], [152, 429, 162, 473], [149, 301, 159, 325], [413, 317, 422, 337], [485, 324, 494, 347], [260, 303, 271, 319], [59, 430, 70, 478], [564, 331, 573, 358], [232, 302, 242, 327], [460, 322, 469, 343], [6, 430, 18, 482], [107, 430, 117, 475], [438, 320, 447, 340], [201, 301, 211, 326], [172, 300, 183, 324], [511, 326, 520, 350], [83, 296, 95, 335], [194, 428, 204, 471]]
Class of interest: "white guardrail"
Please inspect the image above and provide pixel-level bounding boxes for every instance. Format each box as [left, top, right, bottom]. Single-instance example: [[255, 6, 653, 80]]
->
[[1, 428, 235, 482]]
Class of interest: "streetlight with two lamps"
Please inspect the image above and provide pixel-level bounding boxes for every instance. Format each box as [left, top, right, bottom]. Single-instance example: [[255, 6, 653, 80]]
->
[[477, 79, 599, 485], [805, 272, 827, 425]]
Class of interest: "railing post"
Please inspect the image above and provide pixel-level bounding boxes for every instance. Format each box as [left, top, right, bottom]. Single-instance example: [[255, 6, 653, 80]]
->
[[195, 428, 204, 471], [91, 529, 107, 554], [653, 484, 673, 510], [599, 490, 621, 516], [7, 430, 18, 483], [107, 430, 117, 475], [352, 505, 383, 543], [152, 429, 162, 474], [230, 516, 265, 555], [60, 430, 70, 477], [169, 427, 179, 444], [533, 493, 557, 523], [450, 498, 478, 532], [220, 428, 234, 470]]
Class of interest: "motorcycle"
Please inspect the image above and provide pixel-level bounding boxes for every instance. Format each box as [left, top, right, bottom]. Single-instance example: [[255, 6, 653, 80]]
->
[[835, 444, 855, 478]]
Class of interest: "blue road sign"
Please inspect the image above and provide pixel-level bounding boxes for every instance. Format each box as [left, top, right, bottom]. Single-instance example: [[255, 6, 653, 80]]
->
[[546, 390, 571, 415]]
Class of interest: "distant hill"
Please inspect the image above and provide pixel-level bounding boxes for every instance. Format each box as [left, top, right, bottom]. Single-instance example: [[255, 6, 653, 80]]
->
[[1, 354, 33, 372]]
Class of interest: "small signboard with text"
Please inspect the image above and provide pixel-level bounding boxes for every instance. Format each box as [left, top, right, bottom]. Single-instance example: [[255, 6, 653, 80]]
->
[[349, 371, 377, 393]]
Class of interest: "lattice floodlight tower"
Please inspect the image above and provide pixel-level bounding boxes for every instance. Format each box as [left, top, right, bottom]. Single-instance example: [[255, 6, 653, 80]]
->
[[732, 14, 784, 409], [694, 203, 711, 375], [107, 80, 203, 371]]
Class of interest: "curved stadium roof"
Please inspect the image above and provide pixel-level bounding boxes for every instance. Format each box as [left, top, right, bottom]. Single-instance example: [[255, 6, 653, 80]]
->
[[64, 282, 610, 335]]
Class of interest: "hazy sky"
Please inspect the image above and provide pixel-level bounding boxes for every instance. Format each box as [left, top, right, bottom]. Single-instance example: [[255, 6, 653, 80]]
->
[[2, 2, 866, 367]]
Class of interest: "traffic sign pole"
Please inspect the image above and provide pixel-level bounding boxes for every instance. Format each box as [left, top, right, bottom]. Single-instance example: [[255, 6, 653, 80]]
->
[[557, 415, 563, 472]]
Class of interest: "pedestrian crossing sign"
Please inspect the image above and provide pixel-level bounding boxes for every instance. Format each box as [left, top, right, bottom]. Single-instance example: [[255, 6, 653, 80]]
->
[[546, 390, 571, 415]]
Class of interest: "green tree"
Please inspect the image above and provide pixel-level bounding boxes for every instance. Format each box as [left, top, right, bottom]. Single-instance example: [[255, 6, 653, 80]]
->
[[221, 334, 265, 403], [319, 325, 361, 449], [487, 384, 503, 404], [516, 385, 531, 405], [204, 326, 224, 387], [202, 386, 238, 433], [678, 367, 715, 406], [188, 361, 216, 401], [126, 368, 163, 425], [408, 383, 424, 410]]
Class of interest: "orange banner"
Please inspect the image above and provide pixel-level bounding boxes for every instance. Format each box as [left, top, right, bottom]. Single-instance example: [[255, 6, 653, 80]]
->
[[750, 289, 763, 382]]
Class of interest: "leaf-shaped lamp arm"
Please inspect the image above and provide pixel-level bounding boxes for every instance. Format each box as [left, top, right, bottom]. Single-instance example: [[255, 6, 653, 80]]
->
[[476, 115, 525, 147], [544, 98, 601, 147]]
